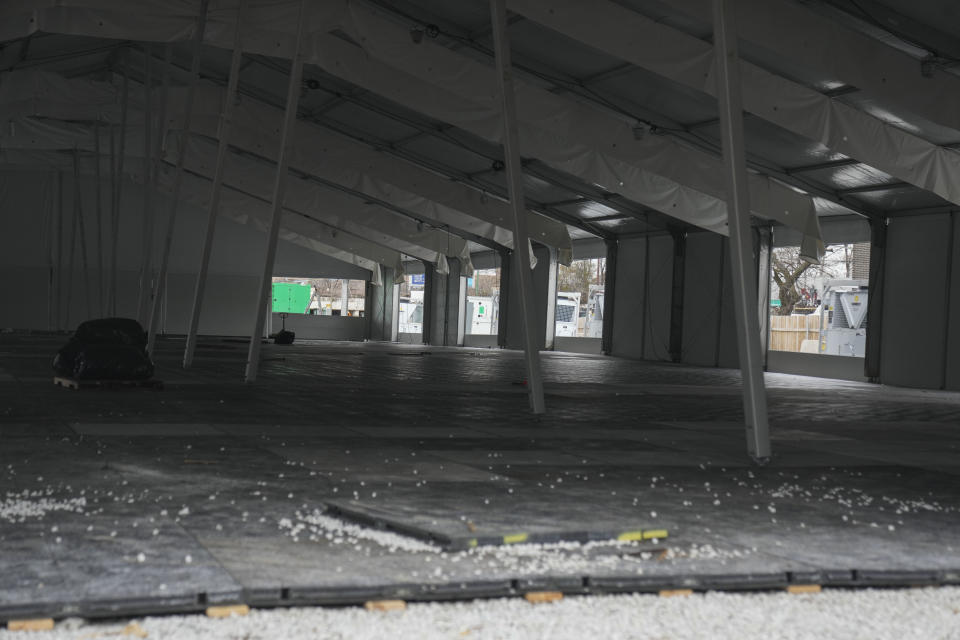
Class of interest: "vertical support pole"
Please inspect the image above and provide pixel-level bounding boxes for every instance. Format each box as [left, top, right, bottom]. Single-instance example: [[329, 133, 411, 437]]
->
[[340, 279, 350, 317], [863, 217, 887, 381], [601, 238, 618, 355], [93, 121, 104, 316], [136, 45, 154, 325], [244, 0, 309, 382], [107, 123, 116, 316], [73, 148, 92, 320], [543, 245, 557, 351], [65, 169, 79, 329], [182, 9, 246, 367], [496, 248, 511, 348], [55, 171, 64, 329], [755, 225, 773, 369], [146, 0, 211, 355], [714, 238, 727, 367], [942, 211, 956, 390], [489, 0, 545, 413], [421, 262, 434, 345], [668, 228, 687, 363], [713, 0, 771, 462], [109, 58, 129, 316], [641, 233, 650, 358]]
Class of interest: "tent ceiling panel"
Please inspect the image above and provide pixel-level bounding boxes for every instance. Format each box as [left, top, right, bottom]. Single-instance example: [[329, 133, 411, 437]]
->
[[556, 201, 623, 221], [395, 135, 494, 176], [589, 67, 720, 126], [511, 0, 960, 222], [172, 135, 469, 266], [504, 19, 624, 81], [321, 101, 422, 143], [801, 165, 897, 192], [845, 186, 951, 212]]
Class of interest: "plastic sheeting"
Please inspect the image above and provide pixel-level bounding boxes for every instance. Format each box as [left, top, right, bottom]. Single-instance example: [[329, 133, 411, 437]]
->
[[669, 0, 960, 135], [514, 0, 960, 226], [164, 83, 564, 261], [0, 1, 813, 255], [169, 133, 473, 271], [336, 2, 818, 248]]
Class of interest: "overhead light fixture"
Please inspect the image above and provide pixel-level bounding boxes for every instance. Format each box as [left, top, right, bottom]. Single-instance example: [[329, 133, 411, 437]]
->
[[491, 159, 505, 172], [416, 220, 423, 232], [921, 57, 936, 78], [425, 24, 440, 39], [409, 27, 424, 44]]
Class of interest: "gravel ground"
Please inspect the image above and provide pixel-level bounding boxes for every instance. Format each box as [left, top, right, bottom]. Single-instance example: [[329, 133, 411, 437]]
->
[[3, 587, 958, 640]]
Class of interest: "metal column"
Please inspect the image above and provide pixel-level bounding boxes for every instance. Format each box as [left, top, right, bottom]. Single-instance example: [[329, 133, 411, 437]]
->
[[243, 0, 309, 382], [755, 226, 773, 369], [421, 262, 434, 345], [183, 2, 247, 368], [146, 0, 210, 355], [601, 238, 618, 355], [136, 47, 154, 325], [496, 249, 511, 348], [108, 61, 129, 316], [863, 217, 887, 382], [713, 0, 771, 461], [668, 229, 687, 363], [489, 0, 545, 413]]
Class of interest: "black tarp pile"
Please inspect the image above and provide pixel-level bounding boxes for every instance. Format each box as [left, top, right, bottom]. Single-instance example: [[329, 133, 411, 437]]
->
[[53, 318, 155, 380]]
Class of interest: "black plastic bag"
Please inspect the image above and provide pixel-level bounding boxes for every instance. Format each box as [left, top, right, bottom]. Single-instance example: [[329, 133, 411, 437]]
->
[[53, 317, 154, 380], [273, 330, 295, 345]]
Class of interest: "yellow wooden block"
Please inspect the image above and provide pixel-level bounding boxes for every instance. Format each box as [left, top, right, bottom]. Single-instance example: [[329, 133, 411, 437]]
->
[[642, 529, 669, 540], [659, 589, 693, 598], [7, 619, 55, 631], [206, 604, 250, 618], [120, 622, 148, 638], [503, 533, 528, 544], [787, 584, 822, 594], [364, 600, 407, 612], [524, 591, 564, 604]]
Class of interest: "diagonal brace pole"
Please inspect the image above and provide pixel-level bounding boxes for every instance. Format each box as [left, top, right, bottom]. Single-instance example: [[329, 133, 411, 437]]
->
[[244, 0, 309, 382], [183, 0, 248, 369], [713, 0, 771, 462], [489, 0, 546, 414]]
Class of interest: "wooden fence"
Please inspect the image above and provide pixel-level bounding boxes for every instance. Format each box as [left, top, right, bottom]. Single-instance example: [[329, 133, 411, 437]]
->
[[769, 313, 824, 353]]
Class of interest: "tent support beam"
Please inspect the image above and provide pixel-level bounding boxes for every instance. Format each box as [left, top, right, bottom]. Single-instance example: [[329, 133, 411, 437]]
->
[[713, 0, 771, 462], [147, 0, 210, 354], [93, 121, 104, 316], [108, 59, 128, 317], [184, 0, 247, 369], [244, 0, 308, 383], [490, 0, 545, 413], [136, 45, 153, 325], [601, 239, 617, 355]]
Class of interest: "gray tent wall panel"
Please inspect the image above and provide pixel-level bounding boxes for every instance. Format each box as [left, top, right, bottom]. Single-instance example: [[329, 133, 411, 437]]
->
[[880, 213, 952, 389], [612, 232, 737, 367], [505, 243, 553, 351], [947, 213, 960, 391], [681, 233, 725, 367], [610, 237, 646, 359], [610, 234, 673, 361], [641, 235, 675, 362], [0, 169, 368, 333], [425, 260, 464, 347]]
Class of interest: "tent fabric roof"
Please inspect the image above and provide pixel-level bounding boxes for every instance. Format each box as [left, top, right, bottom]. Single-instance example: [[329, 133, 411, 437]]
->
[[1, 0, 957, 271]]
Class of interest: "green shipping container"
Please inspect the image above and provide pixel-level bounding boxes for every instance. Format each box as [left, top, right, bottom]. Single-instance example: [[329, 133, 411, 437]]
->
[[272, 282, 311, 314]]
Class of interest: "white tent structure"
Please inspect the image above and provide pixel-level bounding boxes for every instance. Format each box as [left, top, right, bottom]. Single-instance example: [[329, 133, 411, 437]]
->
[[2, 0, 960, 457]]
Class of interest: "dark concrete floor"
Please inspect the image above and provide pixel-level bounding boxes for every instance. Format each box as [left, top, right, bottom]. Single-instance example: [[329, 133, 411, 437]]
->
[[1, 333, 959, 620]]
